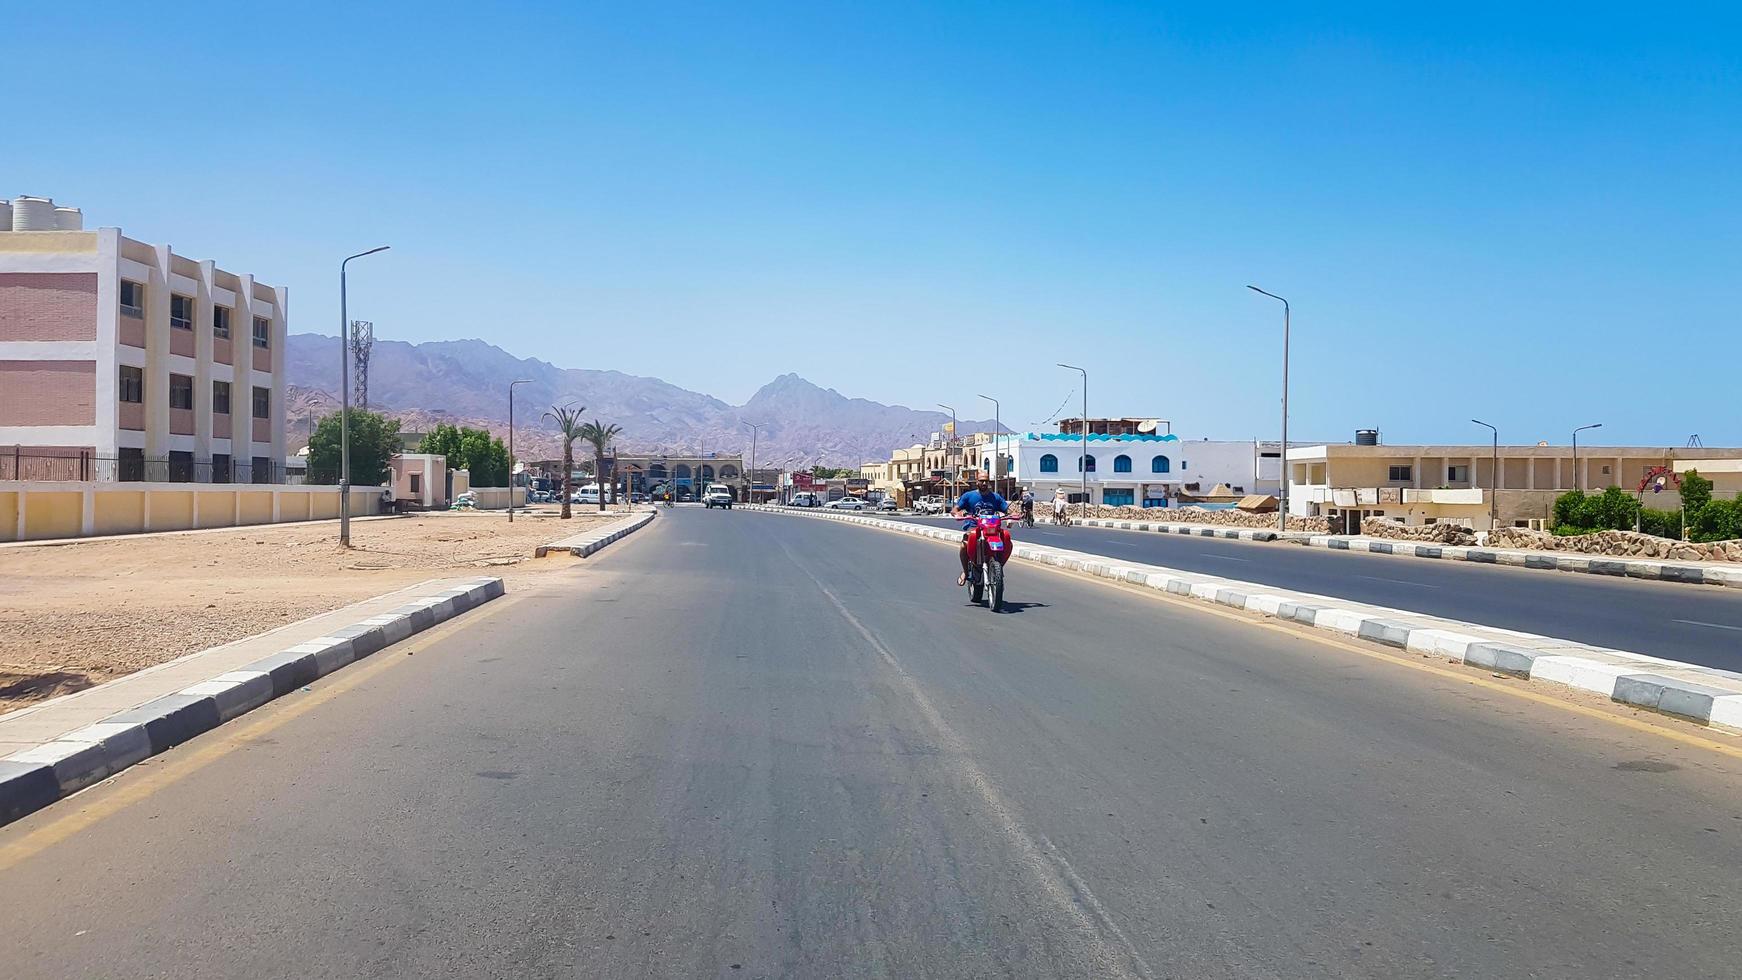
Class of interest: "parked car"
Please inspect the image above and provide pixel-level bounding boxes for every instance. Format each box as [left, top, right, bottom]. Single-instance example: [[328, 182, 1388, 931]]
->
[[825, 497, 867, 511], [703, 484, 735, 509], [789, 492, 822, 508], [915, 495, 949, 515], [877, 497, 898, 511], [631, 492, 649, 503]]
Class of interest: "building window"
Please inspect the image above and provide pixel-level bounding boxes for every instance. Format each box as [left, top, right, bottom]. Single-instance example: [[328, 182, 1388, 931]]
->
[[1151, 455, 1170, 473], [213, 305, 232, 338], [212, 380, 231, 415], [119, 365, 143, 403], [120, 280, 145, 317], [252, 456, 271, 484], [168, 450, 195, 483], [1447, 465, 1469, 483], [169, 373, 194, 410], [410, 473, 422, 495], [212, 453, 231, 483], [1114, 454, 1132, 473], [1388, 465, 1412, 482], [170, 294, 194, 330], [118, 447, 145, 482], [1039, 453, 1059, 473], [252, 316, 270, 348], [252, 385, 270, 419], [1079, 455, 1096, 472]]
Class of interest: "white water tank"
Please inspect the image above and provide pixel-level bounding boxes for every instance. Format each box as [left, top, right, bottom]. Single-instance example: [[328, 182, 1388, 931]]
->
[[53, 206, 82, 230], [11, 196, 56, 231]]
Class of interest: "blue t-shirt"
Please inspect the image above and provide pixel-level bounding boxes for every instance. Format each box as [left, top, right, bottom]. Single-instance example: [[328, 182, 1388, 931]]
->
[[955, 489, 1008, 516]]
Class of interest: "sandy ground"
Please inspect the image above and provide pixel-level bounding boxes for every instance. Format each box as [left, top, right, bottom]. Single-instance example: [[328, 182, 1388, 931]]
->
[[0, 506, 633, 714]]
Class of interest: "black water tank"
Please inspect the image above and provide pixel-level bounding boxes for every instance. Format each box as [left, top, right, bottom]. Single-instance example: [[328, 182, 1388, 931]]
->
[[1355, 429, 1380, 446]]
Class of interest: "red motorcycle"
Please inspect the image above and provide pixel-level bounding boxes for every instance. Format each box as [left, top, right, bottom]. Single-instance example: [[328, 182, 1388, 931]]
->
[[962, 512, 1012, 612]]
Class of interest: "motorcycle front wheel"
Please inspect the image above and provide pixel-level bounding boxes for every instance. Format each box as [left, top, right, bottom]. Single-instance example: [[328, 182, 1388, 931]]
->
[[985, 556, 1004, 612]]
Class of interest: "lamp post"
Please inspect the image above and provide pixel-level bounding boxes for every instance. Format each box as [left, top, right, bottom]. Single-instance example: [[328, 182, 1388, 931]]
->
[[742, 420, 762, 503], [338, 245, 389, 546], [1471, 419, 1498, 529], [507, 379, 532, 521], [937, 403, 958, 503], [977, 394, 1001, 493], [1247, 286, 1290, 531], [1573, 423, 1603, 492], [1057, 364, 1088, 517]]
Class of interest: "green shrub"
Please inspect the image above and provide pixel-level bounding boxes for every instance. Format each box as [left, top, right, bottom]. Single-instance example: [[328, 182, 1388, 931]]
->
[[1638, 508, 1682, 540], [1681, 470, 1713, 514], [1688, 498, 1742, 543], [1552, 491, 1589, 532]]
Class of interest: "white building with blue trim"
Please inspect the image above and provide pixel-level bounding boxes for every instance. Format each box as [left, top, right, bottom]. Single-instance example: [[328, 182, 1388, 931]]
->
[[1009, 432, 1282, 507]]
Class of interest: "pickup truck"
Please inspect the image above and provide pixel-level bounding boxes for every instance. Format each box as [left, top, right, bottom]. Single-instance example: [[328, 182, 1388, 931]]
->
[[703, 484, 735, 509]]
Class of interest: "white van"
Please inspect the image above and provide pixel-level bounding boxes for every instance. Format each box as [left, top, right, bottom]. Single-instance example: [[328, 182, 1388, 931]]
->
[[703, 484, 734, 509]]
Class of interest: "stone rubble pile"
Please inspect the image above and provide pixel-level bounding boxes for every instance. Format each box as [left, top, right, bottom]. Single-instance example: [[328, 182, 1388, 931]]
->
[[1088, 505, 1330, 533], [1359, 518, 1479, 547], [1486, 525, 1742, 563]]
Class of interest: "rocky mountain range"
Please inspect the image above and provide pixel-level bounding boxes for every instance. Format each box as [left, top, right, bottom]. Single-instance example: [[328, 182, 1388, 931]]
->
[[284, 334, 998, 466]]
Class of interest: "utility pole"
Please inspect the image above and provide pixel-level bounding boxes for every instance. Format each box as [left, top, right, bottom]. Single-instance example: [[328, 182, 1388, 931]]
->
[[1057, 365, 1087, 517], [1573, 423, 1603, 492], [1472, 419, 1498, 529], [338, 245, 389, 546], [508, 379, 532, 521], [978, 394, 1001, 494], [349, 320, 374, 409], [742, 420, 763, 503], [937, 403, 958, 504], [1247, 286, 1290, 532]]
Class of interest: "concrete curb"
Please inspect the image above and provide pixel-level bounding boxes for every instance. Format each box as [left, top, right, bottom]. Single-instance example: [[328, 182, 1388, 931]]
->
[[534, 509, 657, 558], [1295, 534, 1742, 589], [1077, 517, 1281, 542], [0, 577, 505, 827], [743, 505, 1742, 733]]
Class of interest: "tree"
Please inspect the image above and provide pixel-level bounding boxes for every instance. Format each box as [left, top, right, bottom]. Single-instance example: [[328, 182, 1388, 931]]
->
[[544, 405, 586, 519], [307, 409, 401, 486], [578, 419, 624, 511], [1681, 470, 1713, 515], [418, 423, 511, 487]]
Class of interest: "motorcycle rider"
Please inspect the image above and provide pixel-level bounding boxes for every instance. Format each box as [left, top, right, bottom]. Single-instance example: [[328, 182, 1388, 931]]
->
[[952, 475, 1010, 586]]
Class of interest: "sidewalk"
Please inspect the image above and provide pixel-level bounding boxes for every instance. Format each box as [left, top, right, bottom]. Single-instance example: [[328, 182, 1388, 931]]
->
[[1, 577, 503, 825], [1297, 533, 1742, 588]]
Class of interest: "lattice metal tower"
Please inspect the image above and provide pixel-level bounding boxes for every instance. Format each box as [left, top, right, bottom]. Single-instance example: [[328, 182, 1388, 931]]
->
[[349, 320, 374, 409]]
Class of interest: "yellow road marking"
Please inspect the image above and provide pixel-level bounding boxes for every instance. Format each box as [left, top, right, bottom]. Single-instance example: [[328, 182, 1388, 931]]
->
[[0, 594, 525, 870]]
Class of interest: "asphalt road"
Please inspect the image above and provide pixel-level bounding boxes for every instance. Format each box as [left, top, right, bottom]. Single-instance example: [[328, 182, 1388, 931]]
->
[[3, 508, 1741, 978], [882, 513, 1742, 672]]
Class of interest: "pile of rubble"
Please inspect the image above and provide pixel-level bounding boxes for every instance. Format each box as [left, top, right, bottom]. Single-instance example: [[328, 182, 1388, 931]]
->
[[1089, 505, 1330, 533], [1359, 518, 1479, 547], [1486, 526, 1742, 563]]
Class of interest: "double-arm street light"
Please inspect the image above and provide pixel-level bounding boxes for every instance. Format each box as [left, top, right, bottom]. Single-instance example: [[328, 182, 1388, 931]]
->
[[1573, 423, 1603, 491], [977, 394, 1000, 492], [937, 403, 958, 503], [1057, 364, 1087, 517], [507, 379, 533, 521], [339, 245, 390, 546], [1246, 286, 1290, 531], [1471, 419, 1498, 528]]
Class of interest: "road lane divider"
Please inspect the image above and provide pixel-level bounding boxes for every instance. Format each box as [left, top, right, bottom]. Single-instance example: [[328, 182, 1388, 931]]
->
[[535, 508, 658, 558], [744, 506, 1742, 734]]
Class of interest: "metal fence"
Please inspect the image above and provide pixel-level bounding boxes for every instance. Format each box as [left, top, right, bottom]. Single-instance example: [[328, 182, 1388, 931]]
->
[[1, 450, 305, 485]]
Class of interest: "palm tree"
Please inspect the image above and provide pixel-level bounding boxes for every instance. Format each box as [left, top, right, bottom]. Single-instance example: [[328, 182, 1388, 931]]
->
[[543, 404, 586, 520], [578, 419, 624, 512]]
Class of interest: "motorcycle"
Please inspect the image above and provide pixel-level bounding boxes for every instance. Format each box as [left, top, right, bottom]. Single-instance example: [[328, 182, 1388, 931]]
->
[[963, 512, 1011, 612]]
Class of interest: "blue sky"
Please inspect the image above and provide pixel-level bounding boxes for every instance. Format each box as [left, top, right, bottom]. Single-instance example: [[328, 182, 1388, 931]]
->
[[8, 2, 1738, 445]]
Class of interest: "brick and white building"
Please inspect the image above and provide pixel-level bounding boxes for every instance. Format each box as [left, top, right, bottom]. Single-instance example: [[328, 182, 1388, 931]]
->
[[0, 198, 288, 482]]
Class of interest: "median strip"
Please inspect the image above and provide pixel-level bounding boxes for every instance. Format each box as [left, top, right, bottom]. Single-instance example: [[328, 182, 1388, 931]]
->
[[745, 506, 1742, 733], [535, 508, 658, 557]]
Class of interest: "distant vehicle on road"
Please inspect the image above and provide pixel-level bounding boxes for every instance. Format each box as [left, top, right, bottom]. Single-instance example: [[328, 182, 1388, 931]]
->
[[631, 492, 649, 503], [789, 492, 822, 508], [825, 497, 867, 511], [877, 497, 898, 511], [915, 495, 948, 515], [571, 484, 602, 504], [703, 484, 735, 509]]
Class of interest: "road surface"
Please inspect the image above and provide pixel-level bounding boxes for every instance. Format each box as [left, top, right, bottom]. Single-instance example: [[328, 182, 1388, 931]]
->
[[883, 513, 1742, 671], [2, 508, 1739, 978]]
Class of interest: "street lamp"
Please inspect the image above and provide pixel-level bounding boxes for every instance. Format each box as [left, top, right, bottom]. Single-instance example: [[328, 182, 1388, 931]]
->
[[338, 245, 389, 546], [742, 420, 763, 503], [1573, 423, 1603, 491], [1247, 286, 1290, 531], [1057, 364, 1087, 517], [507, 379, 532, 521], [977, 394, 1000, 493], [937, 403, 958, 503], [1471, 419, 1498, 528]]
